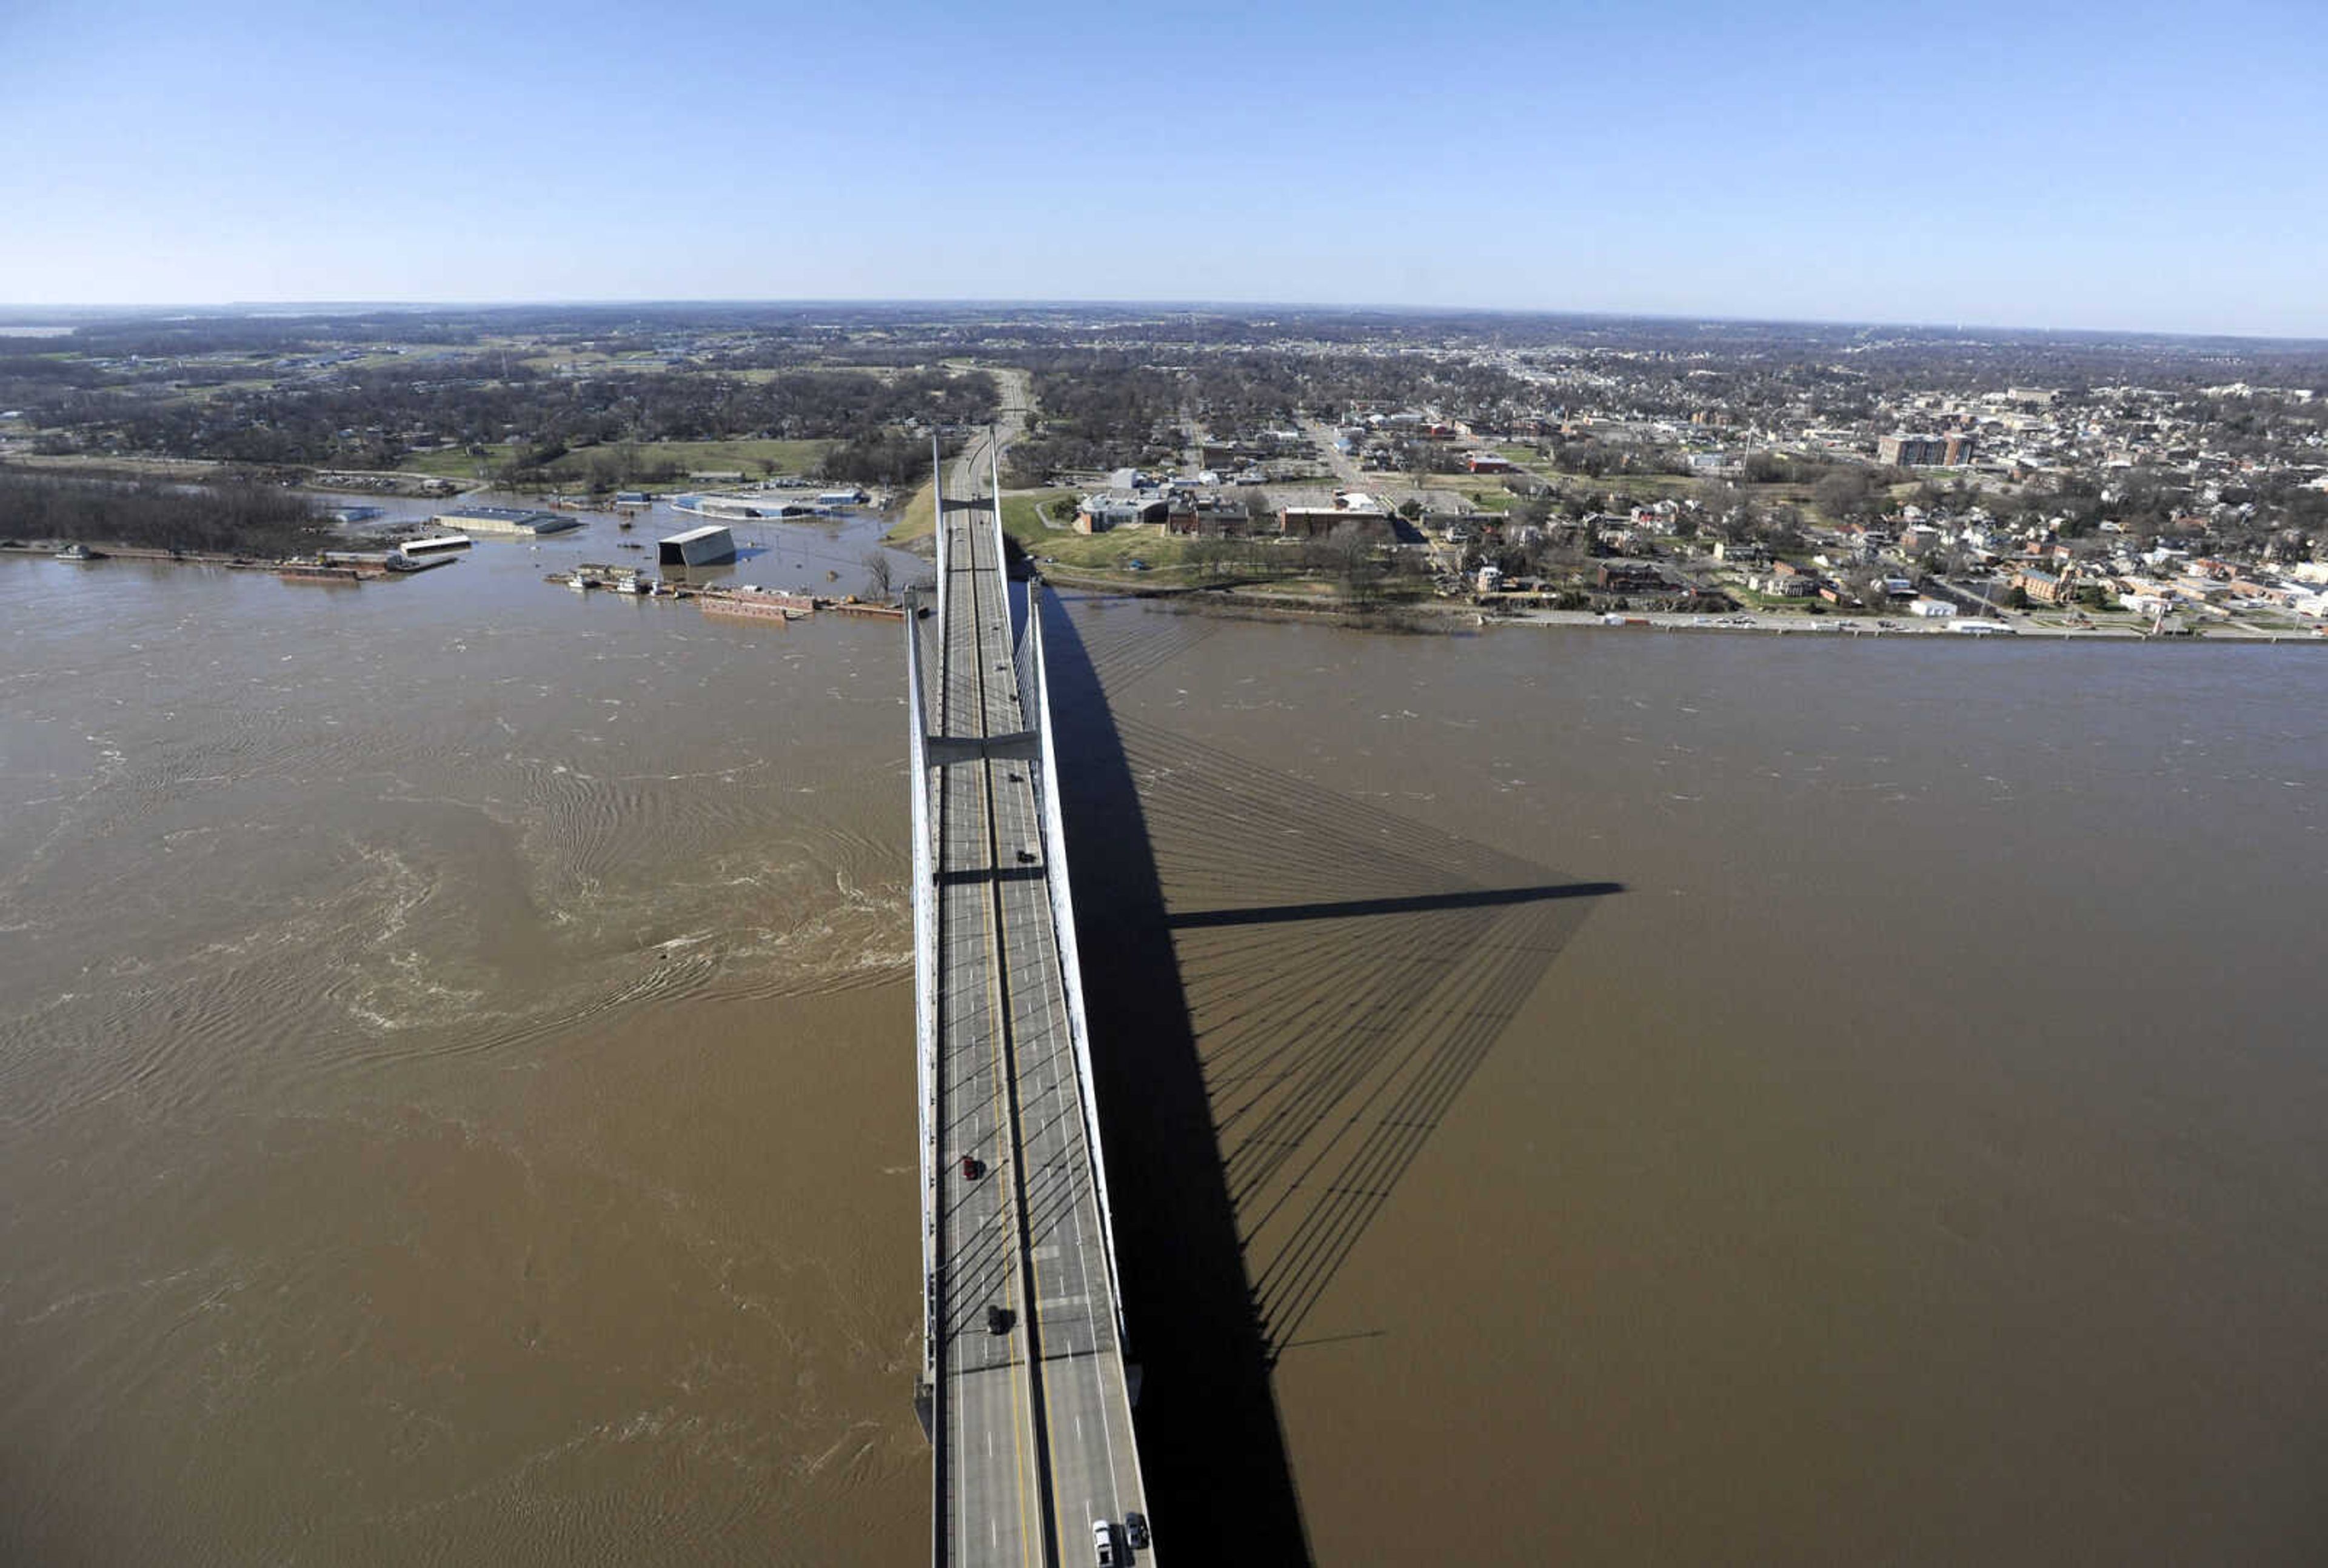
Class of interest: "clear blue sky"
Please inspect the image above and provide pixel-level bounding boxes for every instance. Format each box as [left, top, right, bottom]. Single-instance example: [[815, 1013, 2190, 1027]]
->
[[4, 0, 2324, 336]]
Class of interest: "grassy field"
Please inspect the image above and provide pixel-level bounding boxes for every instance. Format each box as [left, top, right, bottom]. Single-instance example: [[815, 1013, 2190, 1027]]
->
[[890, 480, 938, 543], [396, 437, 832, 487], [996, 490, 1071, 539], [515, 350, 624, 372], [1557, 471, 1698, 502]]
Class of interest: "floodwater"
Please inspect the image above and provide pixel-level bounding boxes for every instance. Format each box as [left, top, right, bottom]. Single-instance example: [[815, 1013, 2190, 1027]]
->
[[1, 513, 931, 1565], [4, 529, 2326, 1564]]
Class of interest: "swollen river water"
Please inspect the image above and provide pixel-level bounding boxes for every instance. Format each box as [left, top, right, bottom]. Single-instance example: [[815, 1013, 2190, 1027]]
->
[[3, 529, 2324, 1564]]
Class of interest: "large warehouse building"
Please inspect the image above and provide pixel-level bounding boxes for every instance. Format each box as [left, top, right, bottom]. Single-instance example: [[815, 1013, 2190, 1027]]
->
[[430, 505, 577, 536]]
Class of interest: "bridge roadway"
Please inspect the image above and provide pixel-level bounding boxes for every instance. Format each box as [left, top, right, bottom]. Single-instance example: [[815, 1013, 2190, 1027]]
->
[[921, 425, 1149, 1566]]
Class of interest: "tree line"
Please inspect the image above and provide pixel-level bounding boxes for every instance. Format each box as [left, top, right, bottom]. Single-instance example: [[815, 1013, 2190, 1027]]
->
[[0, 470, 330, 556], [32, 365, 1000, 473]]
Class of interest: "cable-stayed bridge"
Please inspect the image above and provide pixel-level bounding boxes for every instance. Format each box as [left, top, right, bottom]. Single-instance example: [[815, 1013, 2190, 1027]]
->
[[908, 426, 1151, 1567]]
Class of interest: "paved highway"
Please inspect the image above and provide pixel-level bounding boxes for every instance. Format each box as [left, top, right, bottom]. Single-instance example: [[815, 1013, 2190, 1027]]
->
[[925, 413, 1149, 1567]]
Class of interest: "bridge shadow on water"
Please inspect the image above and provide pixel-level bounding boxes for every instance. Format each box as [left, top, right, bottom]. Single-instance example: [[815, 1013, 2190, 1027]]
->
[[1040, 593, 1618, 1563]]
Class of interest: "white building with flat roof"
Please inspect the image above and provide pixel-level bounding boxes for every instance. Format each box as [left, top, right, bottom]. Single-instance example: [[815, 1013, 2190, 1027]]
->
[[433, 505, 575, 536]]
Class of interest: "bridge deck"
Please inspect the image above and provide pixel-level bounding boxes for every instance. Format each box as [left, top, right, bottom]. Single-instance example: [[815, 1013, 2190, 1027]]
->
[[926, 431, 1147, 1567]]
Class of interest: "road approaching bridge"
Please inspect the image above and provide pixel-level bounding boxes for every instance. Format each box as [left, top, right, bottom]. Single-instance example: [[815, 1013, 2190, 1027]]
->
[[910, 422, 1151, 1566]]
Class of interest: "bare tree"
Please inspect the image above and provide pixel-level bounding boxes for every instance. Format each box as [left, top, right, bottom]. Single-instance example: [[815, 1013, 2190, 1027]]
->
[[1320, 522, 1387, 606], [862, 549, 893, 599]]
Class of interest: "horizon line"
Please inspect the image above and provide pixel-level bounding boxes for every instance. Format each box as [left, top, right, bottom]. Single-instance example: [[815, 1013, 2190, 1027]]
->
[[2, 297, 2325, 351]]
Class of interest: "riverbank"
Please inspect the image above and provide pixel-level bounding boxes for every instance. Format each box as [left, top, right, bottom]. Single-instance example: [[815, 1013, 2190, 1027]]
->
[[1039, 571, 1461, 633], [1492, 605, 2328, 642], [1037, 570, 2328, 644]]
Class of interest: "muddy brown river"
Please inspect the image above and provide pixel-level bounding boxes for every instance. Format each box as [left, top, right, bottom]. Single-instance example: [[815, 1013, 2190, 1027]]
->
[[4, 523, 2324, 1563]]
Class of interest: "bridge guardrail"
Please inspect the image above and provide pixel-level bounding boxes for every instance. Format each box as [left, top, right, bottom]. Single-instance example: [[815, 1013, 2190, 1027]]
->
[[907, 601, 940, 1406], [1029, 596, 1132, 1354]]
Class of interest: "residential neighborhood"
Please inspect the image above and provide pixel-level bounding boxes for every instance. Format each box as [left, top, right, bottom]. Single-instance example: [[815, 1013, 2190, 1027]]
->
[[994, 312, 2328, 636]]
